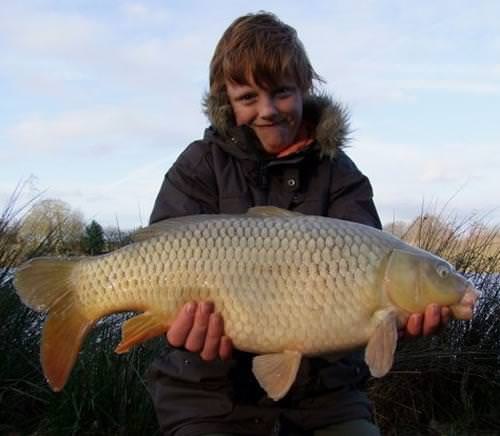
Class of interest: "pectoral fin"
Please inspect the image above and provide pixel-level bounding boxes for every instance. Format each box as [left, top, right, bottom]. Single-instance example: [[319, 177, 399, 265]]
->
[[252, 350, 302, 401], [115, 311, 169, 354], [365, 309, 398, 377]]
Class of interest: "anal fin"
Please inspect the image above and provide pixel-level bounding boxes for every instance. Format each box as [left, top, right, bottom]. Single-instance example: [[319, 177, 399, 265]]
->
[[115, 311, 169, 354], [252, 350, 302, 401]]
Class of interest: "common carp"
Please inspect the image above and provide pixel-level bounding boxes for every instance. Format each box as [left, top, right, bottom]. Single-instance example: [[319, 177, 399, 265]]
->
[[14, 207, 478, 400]]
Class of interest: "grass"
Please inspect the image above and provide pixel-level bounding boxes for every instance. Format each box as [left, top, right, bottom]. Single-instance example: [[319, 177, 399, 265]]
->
[[0, 283, 162, 435], [1, 193, 500, 434]]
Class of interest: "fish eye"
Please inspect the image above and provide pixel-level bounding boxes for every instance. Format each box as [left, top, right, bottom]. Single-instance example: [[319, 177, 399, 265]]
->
[[436, 264, 450, 279]]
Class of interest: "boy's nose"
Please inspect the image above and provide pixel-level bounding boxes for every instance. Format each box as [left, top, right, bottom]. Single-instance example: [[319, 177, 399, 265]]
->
[[258, 96, 279, 120]]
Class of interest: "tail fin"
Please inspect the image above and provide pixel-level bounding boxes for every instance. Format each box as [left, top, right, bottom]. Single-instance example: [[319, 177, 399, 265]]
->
[[14, 258, 93, 391]]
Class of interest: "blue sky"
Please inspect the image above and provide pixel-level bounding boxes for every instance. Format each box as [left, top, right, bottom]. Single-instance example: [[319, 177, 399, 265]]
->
[[1, 1, 499, 229]]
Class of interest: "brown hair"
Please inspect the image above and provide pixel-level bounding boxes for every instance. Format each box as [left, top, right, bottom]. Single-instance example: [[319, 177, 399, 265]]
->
[[208, 12, 323, 97]]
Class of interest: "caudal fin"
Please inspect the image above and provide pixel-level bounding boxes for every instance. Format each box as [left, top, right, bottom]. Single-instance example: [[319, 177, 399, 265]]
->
[[14, 257, 93, 391]]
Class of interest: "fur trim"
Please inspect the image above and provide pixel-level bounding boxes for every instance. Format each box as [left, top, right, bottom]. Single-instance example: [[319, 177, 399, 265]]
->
[[202, 92, 350, 159], [303, 94, 351, 158], [202, 93, 234, 139]]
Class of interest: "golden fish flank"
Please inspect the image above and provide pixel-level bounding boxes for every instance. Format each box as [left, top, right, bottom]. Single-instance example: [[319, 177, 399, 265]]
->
[[13, 206, 478, 401]]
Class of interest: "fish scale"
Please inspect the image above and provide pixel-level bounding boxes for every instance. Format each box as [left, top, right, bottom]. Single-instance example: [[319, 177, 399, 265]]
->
[[14, 207, 477, 399]]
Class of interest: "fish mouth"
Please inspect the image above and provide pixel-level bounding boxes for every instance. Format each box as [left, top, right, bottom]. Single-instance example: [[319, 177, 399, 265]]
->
[[449, 282, 480, 321], [464, 282, 481, 303]]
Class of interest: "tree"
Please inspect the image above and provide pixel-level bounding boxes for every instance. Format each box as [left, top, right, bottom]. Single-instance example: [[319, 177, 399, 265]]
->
[[18, 199, 85, 255], [82, 220, 105, 255], [104, 226, 134, 251]]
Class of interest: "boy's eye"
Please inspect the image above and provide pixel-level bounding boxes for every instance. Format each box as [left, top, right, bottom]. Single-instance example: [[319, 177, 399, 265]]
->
[[275, 87, 293, 97], [235, 93, 257, 104]]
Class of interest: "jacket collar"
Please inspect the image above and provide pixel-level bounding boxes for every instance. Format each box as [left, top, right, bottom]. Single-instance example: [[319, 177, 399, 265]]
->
[[203, 93, 351, 161]]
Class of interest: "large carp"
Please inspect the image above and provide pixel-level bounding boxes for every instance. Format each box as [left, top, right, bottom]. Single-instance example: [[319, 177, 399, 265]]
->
[[14, 207, 478, 400]]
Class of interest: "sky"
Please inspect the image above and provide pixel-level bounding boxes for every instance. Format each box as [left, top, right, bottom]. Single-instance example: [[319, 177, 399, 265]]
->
[[1, 0, 499, 230]]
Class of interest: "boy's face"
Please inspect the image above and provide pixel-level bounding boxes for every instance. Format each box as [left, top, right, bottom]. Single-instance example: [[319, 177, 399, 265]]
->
[[225, 76, 303, 155]]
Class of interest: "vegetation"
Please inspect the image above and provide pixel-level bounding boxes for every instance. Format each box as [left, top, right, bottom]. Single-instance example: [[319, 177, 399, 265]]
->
[[0, 192, 152, 435], [17, 198, 85, 256], [374, 209, 500, 435], [1, 194, 499, 434], [81, 220, 106, 255]]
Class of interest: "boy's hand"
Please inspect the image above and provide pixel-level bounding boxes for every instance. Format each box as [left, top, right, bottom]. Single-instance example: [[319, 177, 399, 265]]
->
[[403, 304, 450, 337], [166, 301, 233, 361]]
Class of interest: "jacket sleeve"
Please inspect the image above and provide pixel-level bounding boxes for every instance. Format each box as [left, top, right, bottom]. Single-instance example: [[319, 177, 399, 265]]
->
[[327, 151, 382, 230], [149, 141, 219, 224]]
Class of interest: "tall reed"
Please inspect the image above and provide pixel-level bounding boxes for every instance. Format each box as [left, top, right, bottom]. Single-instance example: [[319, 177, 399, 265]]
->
[[372, 208, 500, 435]]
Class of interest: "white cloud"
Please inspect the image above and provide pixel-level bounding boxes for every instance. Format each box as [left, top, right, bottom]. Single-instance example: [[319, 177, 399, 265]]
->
[[120, 2, 170, 24], [0, 5, 216, 103], [0, 8, 103, 56], [115, 33, 211, 83], [420, 160, 460, 183], [318, 61, 500, 106], [349, 136, 500, 224], [396, 78, 500, 96], [0, 156, 174, 229], [41, 158, 173, 228], [7, 107, 138, 153], [6, 104, 205, 154]]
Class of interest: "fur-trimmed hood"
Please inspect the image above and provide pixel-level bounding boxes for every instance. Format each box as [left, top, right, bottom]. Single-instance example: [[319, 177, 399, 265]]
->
[[202, 93, 351, 160]]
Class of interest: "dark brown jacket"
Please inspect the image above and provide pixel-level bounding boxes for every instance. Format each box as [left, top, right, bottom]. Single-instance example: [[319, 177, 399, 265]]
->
[[147, 95, 382, 436]]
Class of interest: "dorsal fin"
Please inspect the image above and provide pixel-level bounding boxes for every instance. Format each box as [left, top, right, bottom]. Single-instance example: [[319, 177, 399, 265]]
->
[[246, 206, 303, 218], [133, 207, 303, 242], [132, 214, 234, 242]]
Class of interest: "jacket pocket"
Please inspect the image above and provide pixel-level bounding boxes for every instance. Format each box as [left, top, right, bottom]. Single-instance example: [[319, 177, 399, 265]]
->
[[146, 349, 236, 431], [314, 354, 369, 393]]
